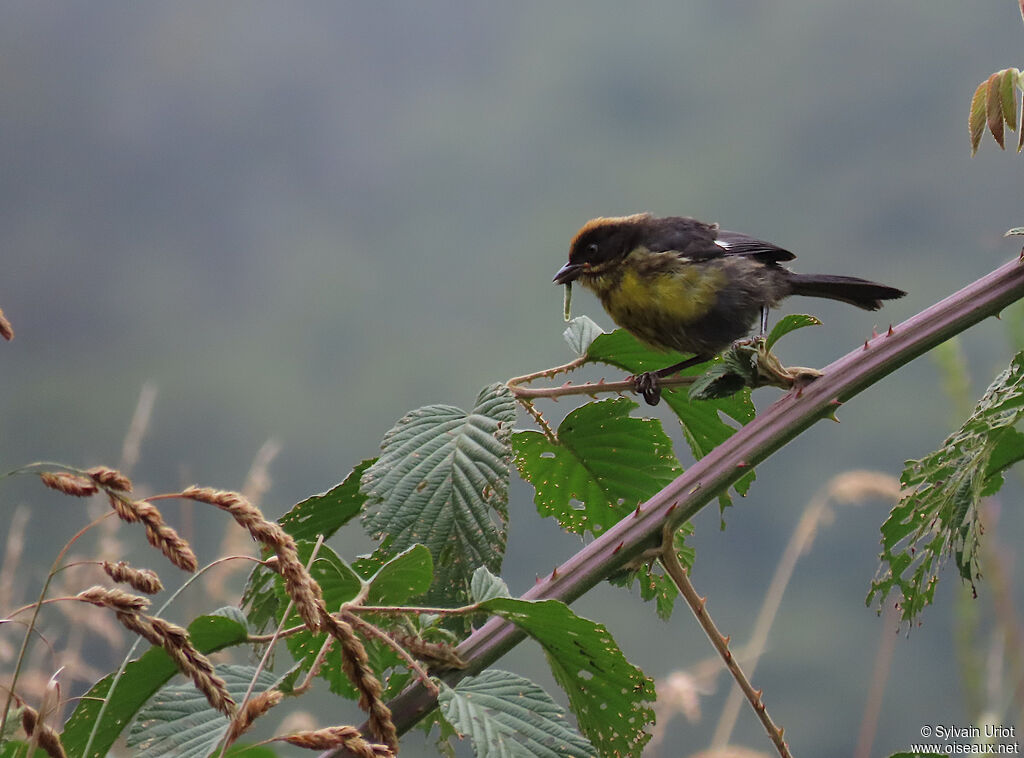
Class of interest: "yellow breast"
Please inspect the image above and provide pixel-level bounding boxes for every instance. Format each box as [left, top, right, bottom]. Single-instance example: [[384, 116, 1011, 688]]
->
[[604, 265, 724, 325]]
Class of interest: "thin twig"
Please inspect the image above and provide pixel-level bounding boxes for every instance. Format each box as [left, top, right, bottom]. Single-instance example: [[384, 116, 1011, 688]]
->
[[659, 531, 792, 758], [344, 603, 479, 616], [508, 374, 695, 401], [506, 357, 587, 388]]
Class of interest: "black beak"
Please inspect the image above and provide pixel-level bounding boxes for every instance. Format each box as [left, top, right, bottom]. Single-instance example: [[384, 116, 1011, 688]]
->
[[553, 261, 583, 284]]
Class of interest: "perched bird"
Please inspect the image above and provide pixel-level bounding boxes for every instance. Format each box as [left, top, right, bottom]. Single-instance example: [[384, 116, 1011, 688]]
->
[[553, 213, 906, 404]]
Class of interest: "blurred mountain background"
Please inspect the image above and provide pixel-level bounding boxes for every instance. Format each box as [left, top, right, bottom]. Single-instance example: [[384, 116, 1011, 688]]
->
[[3, 2, 1024, 755]]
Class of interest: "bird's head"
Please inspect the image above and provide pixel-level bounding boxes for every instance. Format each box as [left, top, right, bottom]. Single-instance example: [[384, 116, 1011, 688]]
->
[[553, 213, 651, 284]]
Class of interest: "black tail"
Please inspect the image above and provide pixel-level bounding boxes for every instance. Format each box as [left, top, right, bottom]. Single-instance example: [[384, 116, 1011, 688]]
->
[[787, 273, 906, 311]]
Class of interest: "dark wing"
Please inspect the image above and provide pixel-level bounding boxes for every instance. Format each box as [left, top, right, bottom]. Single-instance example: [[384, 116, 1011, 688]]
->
[[643, 217, 796, 265], [642, 216, 721, 257], [713, 229, 796, 264]]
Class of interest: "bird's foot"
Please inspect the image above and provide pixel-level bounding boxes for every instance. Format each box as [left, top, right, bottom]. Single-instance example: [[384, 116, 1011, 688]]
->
[[632, 372, 662, 406]]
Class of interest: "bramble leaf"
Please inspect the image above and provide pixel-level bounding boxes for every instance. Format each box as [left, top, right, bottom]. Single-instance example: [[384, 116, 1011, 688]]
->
[[439, 670, 595, 757], [481, 597, 655, 757], [279, 458, 373, 542], [362, 383, 516, 603], [512, 397, 681, 536], [869, 352, 1024, 623], [584, 328, 755, 511]]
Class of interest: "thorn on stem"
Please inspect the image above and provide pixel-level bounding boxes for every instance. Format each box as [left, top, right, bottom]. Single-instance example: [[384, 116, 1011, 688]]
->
[[612, 541, 624, 555], [886, 324, 895, 337]]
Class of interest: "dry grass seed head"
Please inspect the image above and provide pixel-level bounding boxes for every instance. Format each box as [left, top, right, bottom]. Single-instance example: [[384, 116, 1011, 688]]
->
[[224, 689, 284, 746], [0, 307, 13, 341], [102, 561, 163, 594], [85, 466, 133, 492], [39, 472, 98, 497], [279, 726, 394, 756], [76, 586, 150, 613], [21, 705, 69, 758]]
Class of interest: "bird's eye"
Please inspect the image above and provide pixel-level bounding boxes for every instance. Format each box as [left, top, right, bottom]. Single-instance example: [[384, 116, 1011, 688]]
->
[[587, 243, 599, 256]]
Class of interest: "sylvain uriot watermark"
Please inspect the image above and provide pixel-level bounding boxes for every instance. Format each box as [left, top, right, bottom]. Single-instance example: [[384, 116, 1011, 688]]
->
[[920, 725, 1017, 741]]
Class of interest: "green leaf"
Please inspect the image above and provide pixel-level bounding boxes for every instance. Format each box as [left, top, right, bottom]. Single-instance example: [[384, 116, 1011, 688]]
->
[[765, 313, 822, 351], [481, 597, 655, 758], [61, 614, 249, 758], [585, 327, 686, 374], [987, 71, 1006, 149], [361, 384, 516, 603], [439, 670, 595, 757], [126, 665, 280, 758], [366, 544, 434, 605], [869, 352, 1024, 623], [982, 427, 1024, 494], [470, 565, 511, 602], [1001, 68, 1019, 133], [563, 316, 605, 358], [512, 398, 681, 536], [970, 78, 988, 155], [585, 328, 755, 511], [279, 458, 373, 542]]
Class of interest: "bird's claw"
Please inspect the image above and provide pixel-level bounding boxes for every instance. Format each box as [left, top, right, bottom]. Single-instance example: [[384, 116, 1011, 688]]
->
[[632, 372, 662, 406]]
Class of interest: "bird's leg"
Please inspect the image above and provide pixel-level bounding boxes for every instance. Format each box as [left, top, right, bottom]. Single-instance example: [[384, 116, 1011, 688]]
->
[[633, 354, 711, 406], [760, 305, 769, 337]]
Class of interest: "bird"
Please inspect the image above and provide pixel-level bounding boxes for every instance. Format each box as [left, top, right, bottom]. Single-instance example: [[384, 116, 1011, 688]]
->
[[553, 213, 906, 405]]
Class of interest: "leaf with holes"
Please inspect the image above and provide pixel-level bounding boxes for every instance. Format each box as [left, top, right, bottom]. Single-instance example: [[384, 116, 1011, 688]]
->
[[361, 383, 516, 603], [439, 669, 595, 757], [482, 597, 655, 758], [585, 328, 755, 511], [513, 397, 681, 536], [869, 352, 1024, 623]]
